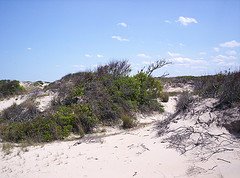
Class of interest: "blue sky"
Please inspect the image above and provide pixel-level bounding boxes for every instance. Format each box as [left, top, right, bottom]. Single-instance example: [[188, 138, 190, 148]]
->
[[0, 0, 240, 81]]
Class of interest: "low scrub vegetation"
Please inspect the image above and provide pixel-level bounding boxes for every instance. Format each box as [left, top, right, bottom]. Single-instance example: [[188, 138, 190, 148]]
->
[[0, 104, 98, 142], [160, 92, 169, 102], [2, 100, 39, 122], [0, 80, 25, 99], [121, 115, 136, 129], [176, 91, 194, 112], [0, 60, 168, 143], [194, 69, 240, 107]]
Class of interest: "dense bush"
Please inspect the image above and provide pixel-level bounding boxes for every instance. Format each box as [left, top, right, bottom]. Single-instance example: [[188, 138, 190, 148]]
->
[[0, 104, 98, 143], [0, 117, 60, 142], [218, 70, 240, 106], [0, 60, 168, 143], [194, 74, 224, 98], [0, 80, 25, 98], [194, 70, 240, 107]]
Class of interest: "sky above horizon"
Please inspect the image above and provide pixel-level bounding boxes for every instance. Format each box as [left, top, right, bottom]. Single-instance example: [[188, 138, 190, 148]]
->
[[0, 0, 240, 82]]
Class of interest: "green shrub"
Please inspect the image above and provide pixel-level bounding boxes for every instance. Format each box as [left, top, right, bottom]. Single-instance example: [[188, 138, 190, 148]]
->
[[73, 104, 98, 133], [71, 85, 84, 97], [0, 122, 26, 142], [33, 81, 44, 86], [194, 69, 240, 107], [134, 72, 162, 106], [0, 60, 169, 143], [53, 106, 75, 126], [0, 118, 5, 124], [218, 70, 240, 106], [0, 80, 25, 98], [1, 143, 13, 155], [161, 92, 169, 102], [121, 115, 136, 129]]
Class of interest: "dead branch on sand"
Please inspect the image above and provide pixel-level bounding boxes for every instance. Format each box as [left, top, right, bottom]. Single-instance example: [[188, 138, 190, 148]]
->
[[157, 101, 239, 161]]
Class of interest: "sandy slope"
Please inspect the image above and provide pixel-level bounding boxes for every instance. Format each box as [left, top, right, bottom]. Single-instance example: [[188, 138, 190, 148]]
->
[[0, 95, 28, 112], [35, 91, 57, 112], [0, 90, 56, 113], [0, 95, 240, 178]]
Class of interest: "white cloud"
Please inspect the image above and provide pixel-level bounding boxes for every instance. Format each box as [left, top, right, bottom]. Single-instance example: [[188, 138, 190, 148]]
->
[[212, 54, 237, 66], [226, 50, 237, 56], [97, 54, 104, 58], [137, 53, 151, 58], [164, 20, 171, 24], [167, 51, 181, 57], [117, 22, 127, 27], [213, 47, 220, 52], [167, 52, 207, 66], [55, 65, 60, 68], [85, 54, 92, 58], [220, 40, 240, 48], [173, 57, 206, 65], [177, 16, 198, 26], [213, 54, 236, 62], [112, 35, 129, 42], [27, 47, 31, 50]]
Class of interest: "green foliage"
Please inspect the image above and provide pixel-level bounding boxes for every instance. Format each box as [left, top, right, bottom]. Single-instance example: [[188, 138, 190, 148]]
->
[[194, 70, 240, 107], [160, 92, 169, 102], [0, 80, 25, 98], [133, 72, 163, 112], [0, 104, 98, 143], [53, 106, 75, 126], [0, 118, 5, 124], [0, 60, 167, 143], [72, 104, 98, 132], [71, 85, 84, 97], [33, 81, 44, 86], [0, 122, 26, 142], [111, 76, 141, 102], [121, 115, 136, 129], [1, 143, 13, 155], [218, 70, 240, 106], [0, 118, 59, 142]]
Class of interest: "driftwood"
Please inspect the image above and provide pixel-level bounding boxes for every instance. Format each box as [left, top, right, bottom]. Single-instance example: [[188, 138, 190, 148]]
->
[[157, 101, 239, 161]]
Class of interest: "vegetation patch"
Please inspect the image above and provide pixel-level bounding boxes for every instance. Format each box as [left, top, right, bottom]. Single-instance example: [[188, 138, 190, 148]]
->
[[0, 80, 25, 99], [0, 60, 168, 143], [194, 70, 240, 107], [121, 115, 136, 129]]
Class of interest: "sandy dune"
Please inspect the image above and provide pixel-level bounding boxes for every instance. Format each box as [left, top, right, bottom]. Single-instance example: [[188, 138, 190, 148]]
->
[[0, 95, 28, 112], [0, 95, 240, 178]]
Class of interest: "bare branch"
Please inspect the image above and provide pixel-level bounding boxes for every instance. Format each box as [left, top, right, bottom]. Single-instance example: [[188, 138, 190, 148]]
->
[[141, 59, 172, 76]]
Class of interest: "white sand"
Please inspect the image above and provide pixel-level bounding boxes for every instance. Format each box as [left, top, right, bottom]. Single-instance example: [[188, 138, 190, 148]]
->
[[0, 95, 28, 112], [35, 91, 57, 112], [0, 95, 240, 178], [164, 84, 193, 93], [0, 90, 56, 113]]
